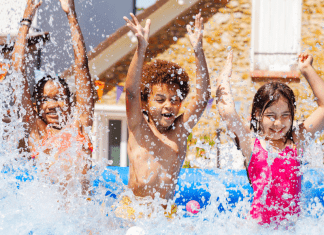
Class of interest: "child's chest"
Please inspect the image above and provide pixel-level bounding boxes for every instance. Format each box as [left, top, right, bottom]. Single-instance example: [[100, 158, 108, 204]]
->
[[36, 130, 89, 157], [133, 124, 188, 159]]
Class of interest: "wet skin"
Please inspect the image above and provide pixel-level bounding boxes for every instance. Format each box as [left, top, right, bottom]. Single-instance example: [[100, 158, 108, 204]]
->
[[128, 83, 188, 200], [260, 97, 293, 150], [37, 80, 71, 130], [143, 83, 181, 132]]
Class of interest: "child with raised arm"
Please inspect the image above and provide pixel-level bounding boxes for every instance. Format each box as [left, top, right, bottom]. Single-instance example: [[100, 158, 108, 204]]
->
[[120, 12, 210, 215], [216, 51, 324, 225], [12, 0, 93, 192]]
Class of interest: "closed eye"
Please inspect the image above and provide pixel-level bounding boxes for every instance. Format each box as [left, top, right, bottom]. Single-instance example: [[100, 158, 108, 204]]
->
[[155, 99, 165, 103]]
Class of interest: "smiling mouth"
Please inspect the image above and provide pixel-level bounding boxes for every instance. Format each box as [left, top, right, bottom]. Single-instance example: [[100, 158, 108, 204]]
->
[[270, 128, 284, 133], [46, 112, 59, 118], [162, 113, 173, 118]]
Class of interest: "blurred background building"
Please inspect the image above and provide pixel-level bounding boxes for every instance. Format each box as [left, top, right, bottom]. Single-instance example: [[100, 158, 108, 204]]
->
[[1, 0, 323, 168]]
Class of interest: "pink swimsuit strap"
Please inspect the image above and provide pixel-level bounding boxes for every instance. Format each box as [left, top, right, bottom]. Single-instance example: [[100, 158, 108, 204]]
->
[[247, 138, 301, 224]]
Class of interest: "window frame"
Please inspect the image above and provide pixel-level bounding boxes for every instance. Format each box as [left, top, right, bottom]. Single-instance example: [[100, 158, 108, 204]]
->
[[250, 0, 302, 82], [92, 104, 128, 167]]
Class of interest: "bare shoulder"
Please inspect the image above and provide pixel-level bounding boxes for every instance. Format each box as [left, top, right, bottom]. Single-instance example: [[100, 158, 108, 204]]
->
[[174, 113, 187, 130], [129, 113, 151, 135], [29, 118, 47, 145], [28, 125, 40, 149]]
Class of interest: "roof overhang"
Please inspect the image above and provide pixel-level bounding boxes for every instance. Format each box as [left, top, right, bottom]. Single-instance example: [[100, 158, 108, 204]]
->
[[62, 0, 201, 80]]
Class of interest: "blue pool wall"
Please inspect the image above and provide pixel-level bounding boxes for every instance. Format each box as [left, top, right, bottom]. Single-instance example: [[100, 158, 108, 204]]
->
[[3, 165, 324, 213], [99, 167, 324, 211]]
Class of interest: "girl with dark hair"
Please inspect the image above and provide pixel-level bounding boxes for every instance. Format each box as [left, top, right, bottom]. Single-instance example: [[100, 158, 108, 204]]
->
[[12, 0, 94, 192], [216, 51, 324, 225]]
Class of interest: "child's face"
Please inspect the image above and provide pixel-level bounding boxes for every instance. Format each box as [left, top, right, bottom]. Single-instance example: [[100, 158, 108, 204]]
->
[[261, 97, 292, 140], [37, 80, 70, 128], [145, 83, 181, 129]]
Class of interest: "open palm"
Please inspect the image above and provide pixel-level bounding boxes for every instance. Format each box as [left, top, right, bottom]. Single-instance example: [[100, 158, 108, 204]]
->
[[123, 13, 151, 48], [186, 12, 204, 52]]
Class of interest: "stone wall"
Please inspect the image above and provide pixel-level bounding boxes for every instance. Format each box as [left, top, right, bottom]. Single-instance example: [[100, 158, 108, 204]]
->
[[99, 0, 324, 167]]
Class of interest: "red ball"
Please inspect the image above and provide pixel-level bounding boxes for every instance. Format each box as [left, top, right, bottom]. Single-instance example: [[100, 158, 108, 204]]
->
[[186, 200, 200, 214]]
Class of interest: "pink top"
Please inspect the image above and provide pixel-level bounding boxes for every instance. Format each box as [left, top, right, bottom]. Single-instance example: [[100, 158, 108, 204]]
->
[[247, 138, 301, 224]]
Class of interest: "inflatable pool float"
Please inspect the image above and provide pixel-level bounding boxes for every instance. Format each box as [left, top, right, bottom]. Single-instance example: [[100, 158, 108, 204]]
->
[[98, 166, 324, 214]]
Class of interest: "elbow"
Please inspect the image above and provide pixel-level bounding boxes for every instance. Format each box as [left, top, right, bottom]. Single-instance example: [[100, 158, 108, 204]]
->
[[197, 90, 211, 107]]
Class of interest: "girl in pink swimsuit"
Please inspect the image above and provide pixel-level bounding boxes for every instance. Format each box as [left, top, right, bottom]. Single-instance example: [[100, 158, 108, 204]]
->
[[248, 138, 301, 224], [216, 51, 324, 225]]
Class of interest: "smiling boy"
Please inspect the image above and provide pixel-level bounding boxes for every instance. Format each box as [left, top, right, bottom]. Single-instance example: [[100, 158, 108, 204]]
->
[[123, 12, 210, 204]]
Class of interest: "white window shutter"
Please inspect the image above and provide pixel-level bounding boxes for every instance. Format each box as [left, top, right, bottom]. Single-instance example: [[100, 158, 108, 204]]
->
[[251, 0, 301, 71]]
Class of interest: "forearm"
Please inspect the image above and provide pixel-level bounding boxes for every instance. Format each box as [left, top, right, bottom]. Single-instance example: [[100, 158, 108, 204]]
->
[[12, 16, 34, 122], [12, 25, 29, 74], [216, 68, 236, 118], [125, 47, 146, 99], [67, 11, 88, 68], [66, 10, 93, 119], [302, 66, 324, 107], [195, 48, 210, 105]]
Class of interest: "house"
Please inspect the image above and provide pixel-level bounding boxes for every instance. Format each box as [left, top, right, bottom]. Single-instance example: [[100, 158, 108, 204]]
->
[[64, 0, 324, 167]]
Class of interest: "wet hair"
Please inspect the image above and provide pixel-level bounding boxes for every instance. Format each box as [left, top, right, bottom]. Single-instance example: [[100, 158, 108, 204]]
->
[[33, 75, 72, 111], [250, 82, 296, 142], [141, 60, 190, 102]]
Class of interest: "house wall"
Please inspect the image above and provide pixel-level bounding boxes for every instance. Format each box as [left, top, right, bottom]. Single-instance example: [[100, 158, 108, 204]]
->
[[148, 0, 324, 167], [96, 0, 324, 167]]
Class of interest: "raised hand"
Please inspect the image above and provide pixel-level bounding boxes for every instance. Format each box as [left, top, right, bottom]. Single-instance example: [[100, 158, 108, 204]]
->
[[59, 0, 75, 14], [23, 0, 42, 21], [298, 52, 313, 74], [123, 13, 151, 49], [186, 12, 204, 52]]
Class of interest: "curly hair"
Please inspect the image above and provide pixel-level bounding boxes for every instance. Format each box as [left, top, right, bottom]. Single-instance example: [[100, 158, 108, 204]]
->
[[141, 60, 190, 101]]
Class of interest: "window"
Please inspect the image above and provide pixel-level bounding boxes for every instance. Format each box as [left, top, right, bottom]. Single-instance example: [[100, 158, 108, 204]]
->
[[92, 105, 128, 167], [108, 120, 122, 166], [251, 0, 301, 80]]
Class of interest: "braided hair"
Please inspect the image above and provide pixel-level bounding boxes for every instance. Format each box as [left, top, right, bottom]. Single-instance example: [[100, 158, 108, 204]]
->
[[33, 75, 72, 112]]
